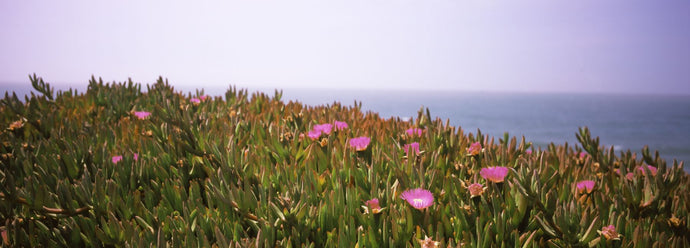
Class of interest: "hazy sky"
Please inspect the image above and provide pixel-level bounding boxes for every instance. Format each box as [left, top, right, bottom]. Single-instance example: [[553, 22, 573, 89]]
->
[[1, 0, 689, 94]]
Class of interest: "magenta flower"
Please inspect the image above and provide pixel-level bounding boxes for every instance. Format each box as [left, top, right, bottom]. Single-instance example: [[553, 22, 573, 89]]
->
[[400, 188, 434, 210], [480, 166, 509, 183], [190, 98, 201, 104], [306, 123, 333, 140], [134, 111, 151, 120], [349, 136, 371, 151], [334, 120, 348, 131], [637, 165, 658, 176], [467, 142, 482, 156], [467, 183, 485, 198], [403, 142, 420, 155], [363, 198, 383, 214], [307, 129, 322, 140], [313, 123, 333, 135], [576, 180, 595, 194], [579, 152, 587, 159], [406, 128, 423, 137], [133, 153, 139, 161], [112, 155, 123, 164], [525, 150, 533, 155], [199, 95, 209, 101]]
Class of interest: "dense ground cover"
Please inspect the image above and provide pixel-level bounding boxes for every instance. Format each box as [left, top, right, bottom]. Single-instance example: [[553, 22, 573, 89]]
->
[[0, 75, 688, 247]]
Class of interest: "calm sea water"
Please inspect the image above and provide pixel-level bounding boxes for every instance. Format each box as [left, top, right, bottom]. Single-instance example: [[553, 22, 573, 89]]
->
[[278, 88, 690, 171], [2, 83, 689, 171]]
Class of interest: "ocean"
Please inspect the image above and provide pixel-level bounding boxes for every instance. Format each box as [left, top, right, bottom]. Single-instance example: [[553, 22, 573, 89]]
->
[[280, 88, 690, 169], [2, 83, 689, 171]]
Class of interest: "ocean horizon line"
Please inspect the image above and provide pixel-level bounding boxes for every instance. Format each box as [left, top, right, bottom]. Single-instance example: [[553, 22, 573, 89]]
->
[[2, 80, 690, 98]]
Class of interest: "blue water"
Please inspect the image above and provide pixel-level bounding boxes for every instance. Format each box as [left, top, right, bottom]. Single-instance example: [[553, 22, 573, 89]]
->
[[2, 83, 689, 170], [278, 88, 690, 169]]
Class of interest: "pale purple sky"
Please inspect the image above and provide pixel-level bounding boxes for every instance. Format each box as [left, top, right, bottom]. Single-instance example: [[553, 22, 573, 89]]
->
[[1, 0, 689, 94]]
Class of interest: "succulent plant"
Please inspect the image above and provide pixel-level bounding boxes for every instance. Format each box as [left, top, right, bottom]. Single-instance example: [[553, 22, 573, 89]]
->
[[0, 75, 687, 247]]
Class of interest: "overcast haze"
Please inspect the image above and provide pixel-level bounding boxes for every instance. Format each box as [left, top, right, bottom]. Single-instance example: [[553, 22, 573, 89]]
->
[[1, 0, 689, 94]]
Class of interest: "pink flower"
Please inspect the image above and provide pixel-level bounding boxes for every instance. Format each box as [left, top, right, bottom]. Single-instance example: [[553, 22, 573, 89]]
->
[[480, 166, 509, 183], [579, 152, 587, 159], [467, 142, 482, 156], [349, 136, 371, 151], [334, 120, 348, 131], [626, 172, 634, 180], [467, 183, 485, 198], [306, 123, 334, 140], [313, 123, 333, 135], [307, 129, 322, 140], [406, 128, 423, 137], [364, 198, 383, 214], [400, 188, 434, 210], [403, 142, 420, 155], [199, 95, 209, 101], [112, 155, 123, 164], [133, 153, 139, 161], [190, 98, 201, 104], [576, 180, 595, 194], [637, 165, 658, 176], [525, 150, 533, 155], [134, 111, 151, 120], [599, 225, 620, 240]]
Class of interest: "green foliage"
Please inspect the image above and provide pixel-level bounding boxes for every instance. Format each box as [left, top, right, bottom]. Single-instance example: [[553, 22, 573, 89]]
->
[[1, 75, 688, 247]]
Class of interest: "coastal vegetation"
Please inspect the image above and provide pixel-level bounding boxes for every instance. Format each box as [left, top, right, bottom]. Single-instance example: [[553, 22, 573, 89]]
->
[[0, 75, 688, 247]]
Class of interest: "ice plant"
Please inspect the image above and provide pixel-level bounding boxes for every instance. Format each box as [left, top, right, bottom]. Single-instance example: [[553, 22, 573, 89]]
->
[[418, 235, 440, 248], [405, 128, 423, 137], [363, 198, 383, 214], [400, 188, 434, 210], [625, 172, 634, 180], [467, 142, 482, 156], [576, 180, 595, 194], [403, 142, 420, 155], [307, 130, 322, 140], [334, 120, 348, 131], [637, 164, 658, 176], [480, 166, 509, 183], [190, 98, 201, 104], [598, 225, 620, 240], [349, 136, 371, 151], [112, 155, 123, 164], [467, 183, 485, 198], [579, 152, 587, 159], [614, 168, 634, 180], [134, 111, 151, 120], [313, 123, 333, 135]]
